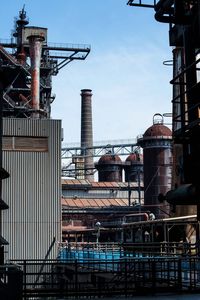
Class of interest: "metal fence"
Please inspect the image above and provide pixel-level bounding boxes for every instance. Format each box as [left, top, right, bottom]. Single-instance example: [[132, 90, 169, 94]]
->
[[9, 256, 200, 299]]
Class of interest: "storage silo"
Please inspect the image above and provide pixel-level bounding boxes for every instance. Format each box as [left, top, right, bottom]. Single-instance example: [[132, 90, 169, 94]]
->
[[124, 152, 143, 183], [137, 114, 172, 218], [95, 153, 123, 182]]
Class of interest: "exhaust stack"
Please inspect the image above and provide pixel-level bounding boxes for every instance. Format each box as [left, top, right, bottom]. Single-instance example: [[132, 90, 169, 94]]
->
[[80, 89, 94, 181], [28, 33, 44, 118]]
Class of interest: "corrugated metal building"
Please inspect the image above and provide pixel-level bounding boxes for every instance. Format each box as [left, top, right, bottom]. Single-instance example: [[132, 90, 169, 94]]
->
[[2, 118, 61, 260]]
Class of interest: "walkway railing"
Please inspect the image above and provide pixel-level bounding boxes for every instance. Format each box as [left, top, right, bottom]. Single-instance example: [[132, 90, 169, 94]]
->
[[58, 241, 199, 258], [9, 255, 200, 299]]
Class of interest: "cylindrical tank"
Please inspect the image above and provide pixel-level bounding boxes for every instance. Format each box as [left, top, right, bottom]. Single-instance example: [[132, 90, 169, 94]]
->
[[137, 114, 172, 218], [124, 152, 143, 182], [80, 89, 94, 181], [95, 153, 123, 182]]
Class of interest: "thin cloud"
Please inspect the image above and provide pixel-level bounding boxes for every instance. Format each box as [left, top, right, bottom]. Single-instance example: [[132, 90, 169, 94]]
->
[[52, 42, 172, 143]]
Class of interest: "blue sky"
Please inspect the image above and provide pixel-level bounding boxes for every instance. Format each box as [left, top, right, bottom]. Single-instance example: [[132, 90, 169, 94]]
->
[[1, 1, 172, 144]]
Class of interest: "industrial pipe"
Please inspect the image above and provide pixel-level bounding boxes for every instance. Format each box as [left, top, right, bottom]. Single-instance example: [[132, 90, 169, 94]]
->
[[154, 0, 174, 23], [165, 184, 200, 205], [155, 0, 191, 24], [28, 34, 44, 118], [154, 0, 174, 12]]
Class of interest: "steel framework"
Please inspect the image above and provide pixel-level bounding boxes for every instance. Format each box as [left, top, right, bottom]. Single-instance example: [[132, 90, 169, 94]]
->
[[62, 140, 139, 159], [61, 140, 140, 177], [0, 7, 90, 119]]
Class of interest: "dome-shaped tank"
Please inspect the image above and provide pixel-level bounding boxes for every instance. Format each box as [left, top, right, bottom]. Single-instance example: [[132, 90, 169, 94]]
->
[[143, 123, 172, 138], [95, 152, 123, 182], [137, 114, 172, 218], [124, 152, 143, 182]]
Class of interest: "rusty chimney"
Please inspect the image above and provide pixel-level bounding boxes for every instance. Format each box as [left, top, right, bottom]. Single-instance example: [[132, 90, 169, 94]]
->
[[80, 89, 94, 181], [28, 34, 44, 118]]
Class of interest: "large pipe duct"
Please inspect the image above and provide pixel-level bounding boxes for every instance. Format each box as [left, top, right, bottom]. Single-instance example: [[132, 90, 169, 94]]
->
[[80, 89, 94, 181], [154, 0, 192, 24], [28, 34, 44, 118], [165, 184, 200, 206], [154, 0, 174, 23]]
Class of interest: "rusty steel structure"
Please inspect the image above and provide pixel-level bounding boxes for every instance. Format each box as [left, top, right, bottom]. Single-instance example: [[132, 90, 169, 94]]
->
[[80, 89, 94, 181], [0, 7, 90, 119], [137, 114, 172, 218], [127, 1, 200, 219], [126, 1, 200, 253]]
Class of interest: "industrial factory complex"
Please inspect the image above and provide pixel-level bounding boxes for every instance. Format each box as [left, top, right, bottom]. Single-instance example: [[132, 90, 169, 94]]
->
[[0, 1, 200, 299]]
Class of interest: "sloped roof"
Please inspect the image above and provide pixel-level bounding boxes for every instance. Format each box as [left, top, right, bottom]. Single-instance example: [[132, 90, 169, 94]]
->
[[62, 179, 143, 189], [61, 197, 129, 208]]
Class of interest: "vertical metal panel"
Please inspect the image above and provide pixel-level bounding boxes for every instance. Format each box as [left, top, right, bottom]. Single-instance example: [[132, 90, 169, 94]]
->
[[2, 118, 61, 260], [3, 118, 55, 136]]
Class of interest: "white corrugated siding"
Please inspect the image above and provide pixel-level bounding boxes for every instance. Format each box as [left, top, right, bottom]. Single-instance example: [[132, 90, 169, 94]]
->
[[2, 118, 61, 260]]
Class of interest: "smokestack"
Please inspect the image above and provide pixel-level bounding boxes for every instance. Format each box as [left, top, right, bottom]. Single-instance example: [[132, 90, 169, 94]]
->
[[28, 34, 44, 118], [80, 89, 94, 181]]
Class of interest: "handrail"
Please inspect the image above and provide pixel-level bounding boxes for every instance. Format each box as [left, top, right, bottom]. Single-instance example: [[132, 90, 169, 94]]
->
[[58, 241, 121, 252]]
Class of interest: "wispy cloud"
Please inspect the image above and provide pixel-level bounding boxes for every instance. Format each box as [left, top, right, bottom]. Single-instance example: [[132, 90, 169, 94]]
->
[[52, 41, 172, 144]]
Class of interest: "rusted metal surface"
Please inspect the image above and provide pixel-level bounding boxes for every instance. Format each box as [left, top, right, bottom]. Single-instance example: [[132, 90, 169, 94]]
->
[[16, 47, 26, 65], [62, 197, 129, 208], [98, 154, 122, 164], [61, 179, 143, 189], [143, 123, 172, 137]]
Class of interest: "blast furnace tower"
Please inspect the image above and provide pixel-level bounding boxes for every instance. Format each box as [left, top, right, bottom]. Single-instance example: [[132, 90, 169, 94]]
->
[[0, 7, 90, 118]]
